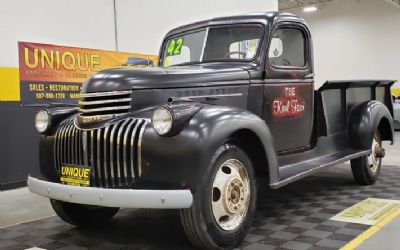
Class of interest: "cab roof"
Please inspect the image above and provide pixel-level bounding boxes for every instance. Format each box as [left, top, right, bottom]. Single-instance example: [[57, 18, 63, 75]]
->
[[165, 11, 306, 38]]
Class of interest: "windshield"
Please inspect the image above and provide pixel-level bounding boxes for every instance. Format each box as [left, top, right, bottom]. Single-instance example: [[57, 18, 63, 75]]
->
[[162, 25, 264, 67]]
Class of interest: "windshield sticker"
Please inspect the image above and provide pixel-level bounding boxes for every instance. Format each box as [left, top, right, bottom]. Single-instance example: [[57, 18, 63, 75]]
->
[[272, 87, 305, 119], [167, 38, 184, 56]]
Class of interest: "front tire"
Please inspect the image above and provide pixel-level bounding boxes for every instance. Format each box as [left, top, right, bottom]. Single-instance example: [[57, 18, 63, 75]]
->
[[180, 144, 257, 249], [351, 132, 383, 185], [50, 199, 119, 227]]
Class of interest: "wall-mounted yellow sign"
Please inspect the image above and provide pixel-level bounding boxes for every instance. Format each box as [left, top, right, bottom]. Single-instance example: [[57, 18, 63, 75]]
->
[[18, 42, 158, 105]]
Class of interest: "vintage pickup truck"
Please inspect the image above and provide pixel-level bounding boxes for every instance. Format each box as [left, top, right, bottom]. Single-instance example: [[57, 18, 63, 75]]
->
[[28, 12, 395, 249]]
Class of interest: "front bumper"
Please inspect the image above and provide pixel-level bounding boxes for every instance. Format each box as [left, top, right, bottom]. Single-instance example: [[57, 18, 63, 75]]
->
[[27, 176, 193, 209]]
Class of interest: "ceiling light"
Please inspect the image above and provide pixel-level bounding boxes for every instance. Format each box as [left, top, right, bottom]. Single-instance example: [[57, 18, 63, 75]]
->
[[303, 6, 318, 12]]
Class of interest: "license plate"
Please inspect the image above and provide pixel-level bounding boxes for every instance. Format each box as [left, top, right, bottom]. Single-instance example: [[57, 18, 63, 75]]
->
[[60, 164, 91, 187]]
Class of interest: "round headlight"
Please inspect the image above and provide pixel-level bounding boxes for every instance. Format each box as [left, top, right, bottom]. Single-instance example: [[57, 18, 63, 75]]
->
[[152, 107, 173, 135], [35, 110, 50, 133]]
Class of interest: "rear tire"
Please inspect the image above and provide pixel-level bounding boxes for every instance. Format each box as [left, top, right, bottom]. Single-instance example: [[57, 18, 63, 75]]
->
[[180, 144, 257, 249], [351, 132, 382, 185], [50, 199, 119, 227]]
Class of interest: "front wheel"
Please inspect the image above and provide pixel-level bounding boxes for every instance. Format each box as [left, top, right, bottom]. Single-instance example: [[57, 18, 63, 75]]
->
[[351, 132, 384, 185], [50, 199, 119, 227], [180, 144, 257, 249]]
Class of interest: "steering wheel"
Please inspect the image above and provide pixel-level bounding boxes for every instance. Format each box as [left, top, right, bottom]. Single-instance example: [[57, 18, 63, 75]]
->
[[224, 51, 247, 59]]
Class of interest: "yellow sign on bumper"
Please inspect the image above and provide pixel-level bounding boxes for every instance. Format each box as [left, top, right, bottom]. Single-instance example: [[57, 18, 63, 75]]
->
[[60, 165, 91, 187]]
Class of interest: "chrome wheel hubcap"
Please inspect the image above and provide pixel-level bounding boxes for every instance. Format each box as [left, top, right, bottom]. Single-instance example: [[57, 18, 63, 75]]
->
[[369, 137, 380, 173], [211, 159, 250, 231]]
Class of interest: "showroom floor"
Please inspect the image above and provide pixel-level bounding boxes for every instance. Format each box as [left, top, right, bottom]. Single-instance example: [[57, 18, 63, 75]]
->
[[0, 133, 399, 250]]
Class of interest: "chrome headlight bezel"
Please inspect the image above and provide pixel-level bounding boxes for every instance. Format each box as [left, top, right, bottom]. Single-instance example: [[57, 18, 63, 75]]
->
[[35, 110, 51, 134], [151, 106, 174, 136]]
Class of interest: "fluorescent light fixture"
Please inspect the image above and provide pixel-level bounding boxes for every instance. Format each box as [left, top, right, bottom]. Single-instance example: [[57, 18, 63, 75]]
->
[[303, 6, 317, 12]]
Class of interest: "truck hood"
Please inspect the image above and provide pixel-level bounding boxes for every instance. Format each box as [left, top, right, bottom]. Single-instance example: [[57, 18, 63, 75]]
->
[[82, 63, 252, 93]]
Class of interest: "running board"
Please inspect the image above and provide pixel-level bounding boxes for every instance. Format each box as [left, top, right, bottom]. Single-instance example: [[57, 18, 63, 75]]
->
[[270, 149, 371, 189]]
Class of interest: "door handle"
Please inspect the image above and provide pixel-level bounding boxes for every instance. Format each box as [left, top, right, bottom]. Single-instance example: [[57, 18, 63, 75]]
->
[[304, 73, 315, 79]]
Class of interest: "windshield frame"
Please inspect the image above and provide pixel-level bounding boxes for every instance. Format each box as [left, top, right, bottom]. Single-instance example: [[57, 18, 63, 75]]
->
[[159, 23, 266, 67]]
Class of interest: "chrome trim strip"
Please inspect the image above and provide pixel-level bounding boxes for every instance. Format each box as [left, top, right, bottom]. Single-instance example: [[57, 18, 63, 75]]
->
[[79, 105, 131, 114], [80, 90, 132, 98], [137, 120, 148, 177], [28, 176, 193, 209], [79, 98, 131, 106], [173, 93, 243, 100]]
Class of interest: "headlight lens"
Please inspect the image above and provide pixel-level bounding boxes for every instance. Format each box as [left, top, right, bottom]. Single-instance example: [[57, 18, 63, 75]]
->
[[35, 110, 50, 133], [152, 107, 173, 135]]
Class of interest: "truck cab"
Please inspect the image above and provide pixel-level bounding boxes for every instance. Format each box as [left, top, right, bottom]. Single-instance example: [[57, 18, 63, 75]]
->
[[28, 12, 395, 250]]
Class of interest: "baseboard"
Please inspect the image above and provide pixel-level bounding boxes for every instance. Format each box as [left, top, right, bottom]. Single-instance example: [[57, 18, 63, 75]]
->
[[0, 180, 27, 191]]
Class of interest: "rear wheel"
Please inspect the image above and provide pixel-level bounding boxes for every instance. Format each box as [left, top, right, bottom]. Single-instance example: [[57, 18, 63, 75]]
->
[[351, 132, 384, 185], [50, 199, 119, 227], [180, 144, 257, 249]]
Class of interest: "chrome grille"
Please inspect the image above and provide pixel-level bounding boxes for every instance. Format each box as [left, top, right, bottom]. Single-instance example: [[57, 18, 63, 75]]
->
[[54, 118, 148, 188], [79, 90, 132, 120]]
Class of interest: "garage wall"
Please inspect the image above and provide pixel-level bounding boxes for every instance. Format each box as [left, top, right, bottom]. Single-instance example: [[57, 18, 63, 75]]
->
[[290, 0, 400, 88], [116, 0, 278, 55], [0, 0, 117, 68], [0, 0, 117, 189]]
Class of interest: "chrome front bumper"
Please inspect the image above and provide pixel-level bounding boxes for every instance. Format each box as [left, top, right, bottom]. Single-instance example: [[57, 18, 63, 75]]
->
[[27, 176, 193, 209]]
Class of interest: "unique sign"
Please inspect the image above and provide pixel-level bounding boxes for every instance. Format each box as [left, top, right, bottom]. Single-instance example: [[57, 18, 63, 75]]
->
[[18, 42, 158, 105], [60, 165, 91, 187], [330, 198, 400, 225], [272, 87, 305, 118]]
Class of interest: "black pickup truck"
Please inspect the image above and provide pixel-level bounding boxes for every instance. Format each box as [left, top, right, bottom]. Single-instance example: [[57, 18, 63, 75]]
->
[[28, 12, 395, 249]]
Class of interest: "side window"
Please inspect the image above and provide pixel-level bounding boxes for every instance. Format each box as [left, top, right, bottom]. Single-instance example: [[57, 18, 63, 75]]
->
[[269, 29, 305, 67]]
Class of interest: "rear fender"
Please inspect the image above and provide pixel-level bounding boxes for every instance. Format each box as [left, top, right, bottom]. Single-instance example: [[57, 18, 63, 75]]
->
[[348, 100, 394, 149]]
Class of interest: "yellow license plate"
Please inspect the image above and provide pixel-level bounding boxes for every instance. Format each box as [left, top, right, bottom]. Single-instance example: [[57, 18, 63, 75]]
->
[[60, 165, 91, 187]]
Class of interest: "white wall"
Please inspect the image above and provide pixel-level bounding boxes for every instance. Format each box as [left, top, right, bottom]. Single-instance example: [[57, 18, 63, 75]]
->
[[0, 0, 278, 67], [290, 0, 400, 88], [0, 0, 117, 67], [116, 0, 278, 55]]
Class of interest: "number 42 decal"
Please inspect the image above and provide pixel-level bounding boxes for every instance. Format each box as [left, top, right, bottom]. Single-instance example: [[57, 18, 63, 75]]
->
[[167, 38, 183, 56]]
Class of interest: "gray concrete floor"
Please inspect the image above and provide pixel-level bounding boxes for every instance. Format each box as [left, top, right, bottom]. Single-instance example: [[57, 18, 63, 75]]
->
[[0, 187, 55, 228], [356, 216, 400, 250], [0, 132, 398, 247]]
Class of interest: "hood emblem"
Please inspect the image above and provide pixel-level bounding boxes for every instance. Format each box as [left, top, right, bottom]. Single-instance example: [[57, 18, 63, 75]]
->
[[78, 115, 113, 124]]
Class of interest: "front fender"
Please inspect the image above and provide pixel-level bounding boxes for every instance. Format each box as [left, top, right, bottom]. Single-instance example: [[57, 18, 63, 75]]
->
[[348, 100, 394, 149], [139, 105, 279, 192]]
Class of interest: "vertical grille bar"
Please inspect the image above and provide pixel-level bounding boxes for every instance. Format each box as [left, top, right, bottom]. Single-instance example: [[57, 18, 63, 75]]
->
[[109, 123, 118, 187], [96, 128, 103, 187], [103, 126, 110, 187], [117, 119, 130, 185], [137, 120, 148, 177], [82, 131, 89, 166], [123, 119, 135, 183], [90, 130, 96, 187], [130, 120, 141, 178]]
